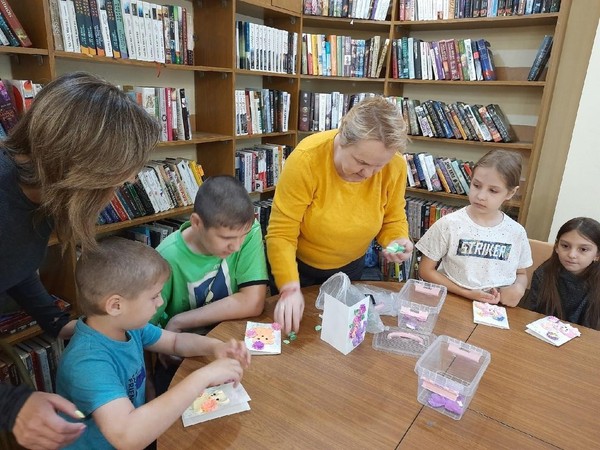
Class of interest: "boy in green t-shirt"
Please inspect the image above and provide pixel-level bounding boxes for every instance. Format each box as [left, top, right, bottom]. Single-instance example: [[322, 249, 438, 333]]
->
[[150, 175, 268, 393]]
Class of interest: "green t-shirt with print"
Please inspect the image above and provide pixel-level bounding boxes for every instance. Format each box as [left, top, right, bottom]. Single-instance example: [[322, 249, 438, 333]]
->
[[151, 220, 268, 328]]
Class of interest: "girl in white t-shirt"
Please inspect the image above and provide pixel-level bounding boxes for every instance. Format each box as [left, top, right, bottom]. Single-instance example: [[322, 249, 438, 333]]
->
[[416, 150, 532, 306]]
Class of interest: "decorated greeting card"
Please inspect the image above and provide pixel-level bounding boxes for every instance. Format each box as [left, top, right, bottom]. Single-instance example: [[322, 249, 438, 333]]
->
[[525, 316, 581, 347], [472, 301, 510, 329], [244, 321, 281, 355], [181, 383, 251, 427]]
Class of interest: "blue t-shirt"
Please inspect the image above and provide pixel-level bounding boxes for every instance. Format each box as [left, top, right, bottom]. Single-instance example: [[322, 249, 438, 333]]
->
[[56, 319, 162, 449]]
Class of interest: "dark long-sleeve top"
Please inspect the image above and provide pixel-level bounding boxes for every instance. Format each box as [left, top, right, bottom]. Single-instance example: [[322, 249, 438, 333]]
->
[[523, 264, 592, 328], [0, 148, 70, 430]]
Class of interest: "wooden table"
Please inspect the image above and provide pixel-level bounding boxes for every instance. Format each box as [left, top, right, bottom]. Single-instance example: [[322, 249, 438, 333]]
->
[[158, 282, 600, 449]]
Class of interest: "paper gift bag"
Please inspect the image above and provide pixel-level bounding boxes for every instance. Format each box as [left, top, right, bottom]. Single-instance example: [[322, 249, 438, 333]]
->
[[320, 292, 370, 355]]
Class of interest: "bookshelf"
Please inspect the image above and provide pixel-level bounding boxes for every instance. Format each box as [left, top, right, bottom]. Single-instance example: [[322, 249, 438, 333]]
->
[[0, 0, 575, 357], [299, 2, 571, 226]]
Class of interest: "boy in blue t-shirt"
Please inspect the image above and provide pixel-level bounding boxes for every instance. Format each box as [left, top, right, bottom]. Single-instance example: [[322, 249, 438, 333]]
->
[[57, 237, 249, 449], [150, 175, 268, 393]]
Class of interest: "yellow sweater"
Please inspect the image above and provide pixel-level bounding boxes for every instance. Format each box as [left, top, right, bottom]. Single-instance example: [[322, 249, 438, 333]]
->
[[266, 129, 409, 288]]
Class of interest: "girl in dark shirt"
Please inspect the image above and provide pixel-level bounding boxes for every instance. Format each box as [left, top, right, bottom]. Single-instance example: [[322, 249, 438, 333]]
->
[[523, 217, 600, 330]]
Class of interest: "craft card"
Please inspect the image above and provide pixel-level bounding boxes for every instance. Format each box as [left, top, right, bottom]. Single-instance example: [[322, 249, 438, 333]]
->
[[320, 293, 369, 355], [244, 322, 281, 355], [525, 316, 581, 347], [472, 301, 510, 329], [181, 383, 251, 427]]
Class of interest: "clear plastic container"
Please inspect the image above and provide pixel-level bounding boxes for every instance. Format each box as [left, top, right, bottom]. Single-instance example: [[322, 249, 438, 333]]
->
[[397, 279, 447, 334], [372, 326, 436, 358], [414, 335, 491, 420]]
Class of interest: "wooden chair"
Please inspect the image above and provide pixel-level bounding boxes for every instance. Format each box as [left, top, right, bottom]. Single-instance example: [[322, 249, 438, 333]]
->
[[526, 239, 555, 288]]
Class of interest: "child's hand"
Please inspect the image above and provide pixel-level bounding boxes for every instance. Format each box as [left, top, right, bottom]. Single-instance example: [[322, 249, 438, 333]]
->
[[196, 358, 244, 388], [498, 284, 526, 307], [470, 288, 500, 304], [214, 339, 251, 369]]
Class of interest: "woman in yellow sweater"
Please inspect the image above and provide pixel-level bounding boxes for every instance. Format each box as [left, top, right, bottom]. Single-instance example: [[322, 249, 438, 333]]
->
[[266, 96, 413, 333]]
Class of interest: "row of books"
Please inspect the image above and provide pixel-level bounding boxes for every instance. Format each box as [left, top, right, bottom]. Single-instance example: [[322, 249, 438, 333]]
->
[[124, 85, 192, 142], [391, 37, 497, 82], [398, 0, 561, 21], [50, 1, 194, 65], [0, 0, 31, 47], [98, 158, 204, 225], [301, 33, 389, 78], [253, 198, 274, 239], [235, 144, 294, 194], [298, 91, 378, 132], [235, 21, 298, 74], [235, 88, 291, 137], [389, 97, 514, 142], [406, 196, 460, 240], [0, 79, 43, 136], [404, 152, 475, 195], [120, 216, 185, 248], [303, 0, 392, 21], [0, 296, 71, 337], [4, 334, 66, 394]]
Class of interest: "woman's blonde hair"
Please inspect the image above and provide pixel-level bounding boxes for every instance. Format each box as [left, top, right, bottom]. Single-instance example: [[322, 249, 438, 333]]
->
[[4, 72, 161, 250], [337, 96, 408, 153]]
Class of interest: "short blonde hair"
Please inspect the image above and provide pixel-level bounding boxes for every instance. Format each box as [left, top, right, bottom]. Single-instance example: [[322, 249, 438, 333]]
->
[[4, 72, 161, 250], [337, 96, 408, 153], [75, 237, 170, 316]]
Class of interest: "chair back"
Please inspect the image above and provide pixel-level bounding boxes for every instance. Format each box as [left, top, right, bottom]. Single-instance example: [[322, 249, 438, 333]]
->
[[526, 239, 555, 288]]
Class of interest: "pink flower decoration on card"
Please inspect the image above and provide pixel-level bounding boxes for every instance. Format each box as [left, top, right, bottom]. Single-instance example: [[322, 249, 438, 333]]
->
[[200, 398, 218, 413], [272, 322, 282, 331], [245, 329, 257, 338]]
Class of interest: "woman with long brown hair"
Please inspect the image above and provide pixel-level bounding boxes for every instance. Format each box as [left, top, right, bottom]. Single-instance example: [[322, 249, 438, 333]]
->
[[0, 71, 160, 449]]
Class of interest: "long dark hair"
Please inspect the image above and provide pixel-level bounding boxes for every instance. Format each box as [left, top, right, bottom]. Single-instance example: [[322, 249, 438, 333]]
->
[[538, 217, 600, 329]]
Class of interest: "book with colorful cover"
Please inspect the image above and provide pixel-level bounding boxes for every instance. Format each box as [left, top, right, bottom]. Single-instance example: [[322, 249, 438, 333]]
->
[[472, 301, 509, 329], [525, 316, 581, 346], [181, 383, 251, 427], [244, 321, 281, 355]]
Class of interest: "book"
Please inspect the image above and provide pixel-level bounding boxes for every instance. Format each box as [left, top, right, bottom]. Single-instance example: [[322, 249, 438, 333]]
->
[[0, 80, 19, 132], [473, 301, 509, 329], [244, 321, 281, 355], [486, 103, 515, 142], [525, 316, 581, 346], [0, 0, 32, 47], [181, 383, 251, 427], [528, 35, 553, 81]]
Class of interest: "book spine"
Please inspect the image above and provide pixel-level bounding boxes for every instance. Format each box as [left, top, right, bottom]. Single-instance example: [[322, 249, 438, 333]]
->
[[0, 80, 18, 132], [528, 35, 553, 81], [48, 0, 65, 51], [105, 0, 121, 58], [88, 0, 105, 56], [112, 0, 128, 58], [73, 0, 91, 54], [442, 158, 464, 194]]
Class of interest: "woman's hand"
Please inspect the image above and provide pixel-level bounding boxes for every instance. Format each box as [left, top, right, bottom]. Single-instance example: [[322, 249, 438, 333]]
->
[[383, 238, 414, 263], [274, 282, 304, 334]]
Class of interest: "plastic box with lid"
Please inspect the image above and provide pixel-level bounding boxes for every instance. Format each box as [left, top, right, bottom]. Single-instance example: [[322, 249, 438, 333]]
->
[[414, 335, 491, 420], [397, 279, 447, 334]]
